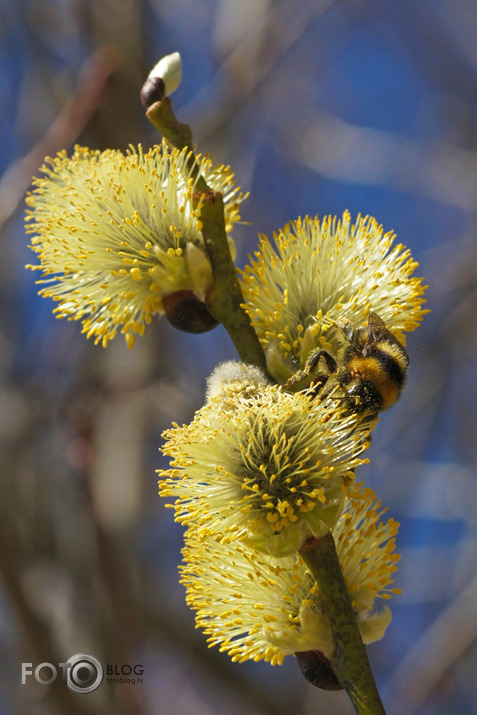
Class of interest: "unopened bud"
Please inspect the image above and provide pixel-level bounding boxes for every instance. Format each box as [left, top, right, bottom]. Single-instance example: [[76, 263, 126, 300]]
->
[[141, 52, 182, 107], [296, 651, 343, 691], [163, 290, 218, 333]]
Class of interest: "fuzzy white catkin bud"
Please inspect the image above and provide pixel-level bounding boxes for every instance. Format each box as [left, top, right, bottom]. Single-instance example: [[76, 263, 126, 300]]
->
[[206, 361, 270, 401], [148, 52, 182, 96]]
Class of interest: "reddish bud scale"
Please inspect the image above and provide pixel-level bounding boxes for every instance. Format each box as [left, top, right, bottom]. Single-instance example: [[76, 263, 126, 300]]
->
[[163, 290, 218, 333], [296, 650, 343, 691], [140, 77, 166, 107]]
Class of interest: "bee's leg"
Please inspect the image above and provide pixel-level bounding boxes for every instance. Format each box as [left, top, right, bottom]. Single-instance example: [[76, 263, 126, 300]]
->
[[284, 350, 337, 392], [283, 369, 314, 391], [305, 349, 337, 374]]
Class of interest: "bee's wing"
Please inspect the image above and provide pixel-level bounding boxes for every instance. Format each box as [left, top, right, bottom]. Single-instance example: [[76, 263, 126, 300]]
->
[[335, 318, 354, 343], [367, 311, 387, 335], [362, 312, 388, 354], [365, 312, 410, 366]]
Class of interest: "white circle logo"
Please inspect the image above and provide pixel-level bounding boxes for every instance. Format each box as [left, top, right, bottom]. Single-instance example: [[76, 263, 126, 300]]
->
[[65, 653, 103, 693]]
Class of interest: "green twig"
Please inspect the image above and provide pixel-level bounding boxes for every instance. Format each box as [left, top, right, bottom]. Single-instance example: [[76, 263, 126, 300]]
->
[[299, 532, 386, 715], [198, 190, 268, 369], [146, 98, 193, 153], [145, 100, 267, 371]]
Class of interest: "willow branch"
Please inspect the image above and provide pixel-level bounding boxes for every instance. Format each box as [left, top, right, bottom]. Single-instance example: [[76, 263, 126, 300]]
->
[[299, 532, 386, 715], [145, 100, 267, 370]]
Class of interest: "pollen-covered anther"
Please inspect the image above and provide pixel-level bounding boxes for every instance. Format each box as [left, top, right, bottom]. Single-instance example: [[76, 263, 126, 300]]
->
[[179, 485, 399, 666], [26, 141, 245, 347], [240, 211, 427, 384], [158, 381, 372, 557]]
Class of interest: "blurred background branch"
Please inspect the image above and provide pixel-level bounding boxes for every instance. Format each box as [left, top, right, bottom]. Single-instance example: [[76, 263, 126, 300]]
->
[[0, 47, 120, 230]]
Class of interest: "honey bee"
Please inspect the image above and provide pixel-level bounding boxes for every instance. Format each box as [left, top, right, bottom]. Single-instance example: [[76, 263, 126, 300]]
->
[[285, 312, 409, 416]]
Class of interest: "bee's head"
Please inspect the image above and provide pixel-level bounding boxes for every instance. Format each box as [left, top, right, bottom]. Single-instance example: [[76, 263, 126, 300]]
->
[[335, 319, 369, 355], [344, 377, 384, 414]]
